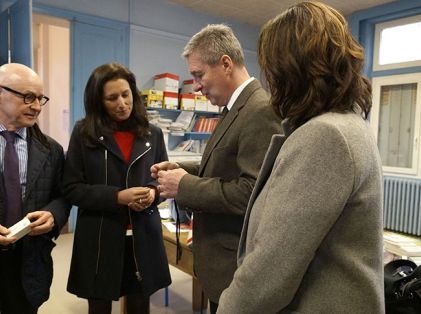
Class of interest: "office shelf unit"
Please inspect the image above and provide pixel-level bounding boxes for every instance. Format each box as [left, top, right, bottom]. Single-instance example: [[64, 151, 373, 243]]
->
[[147, 108, 220, 151]]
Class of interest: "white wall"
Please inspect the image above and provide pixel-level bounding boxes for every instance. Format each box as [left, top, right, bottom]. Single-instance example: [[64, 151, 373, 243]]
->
[[33, 14, 70, 150]]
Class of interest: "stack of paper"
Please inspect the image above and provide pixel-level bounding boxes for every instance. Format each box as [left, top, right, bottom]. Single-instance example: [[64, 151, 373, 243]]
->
[[383, 231, 421, 257]]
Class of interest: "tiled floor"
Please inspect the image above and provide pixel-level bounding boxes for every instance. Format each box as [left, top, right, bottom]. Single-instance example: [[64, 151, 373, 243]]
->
[[38, 233, 208, 314]]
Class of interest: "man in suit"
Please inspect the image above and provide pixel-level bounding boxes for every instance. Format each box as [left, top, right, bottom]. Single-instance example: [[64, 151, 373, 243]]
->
[[151, 24, 282, 313], [0, 63, 70, 313]]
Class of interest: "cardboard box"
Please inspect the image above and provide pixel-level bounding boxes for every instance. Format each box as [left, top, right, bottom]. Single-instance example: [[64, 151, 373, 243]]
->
[[182, 79, 202, 95], [154, 73, 179, 92], [6, 217, 31, 240], [141, 89, 163, 108], [163, 91, 179, 110], [181, 79, 194, 94], [180, 94, 195, 111], [195, 95, 209, 111], [207, 103, 220, 113]]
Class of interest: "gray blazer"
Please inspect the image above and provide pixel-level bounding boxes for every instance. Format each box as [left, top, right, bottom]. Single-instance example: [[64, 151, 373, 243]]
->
[[176, 79, 282, 302], [218, 112, 385, 313]]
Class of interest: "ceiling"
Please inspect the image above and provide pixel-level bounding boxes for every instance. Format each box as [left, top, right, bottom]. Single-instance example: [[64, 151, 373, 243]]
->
[[168, 0, 396, 27]]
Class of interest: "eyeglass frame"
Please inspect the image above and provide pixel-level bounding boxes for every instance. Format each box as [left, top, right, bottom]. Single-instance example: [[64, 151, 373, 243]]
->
[[0, 85, 49, 106]]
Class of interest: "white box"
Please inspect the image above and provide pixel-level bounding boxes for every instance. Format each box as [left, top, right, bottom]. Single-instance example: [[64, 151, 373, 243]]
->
[[181, 79, 194, 94], [207, 103, 220, 113], [154, 73, 179, 92], [163, 92, 179, 110], [6, 217, 31, 240], [195, 95, 208, 111], [180, 94, 195, 110]]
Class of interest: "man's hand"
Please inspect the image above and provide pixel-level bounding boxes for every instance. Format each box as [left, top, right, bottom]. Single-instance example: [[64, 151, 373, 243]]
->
[[157, 168, 188, 198], [0, 225, 16, 245], [27, 211, 55, 236], [150, 161, 179, 179]]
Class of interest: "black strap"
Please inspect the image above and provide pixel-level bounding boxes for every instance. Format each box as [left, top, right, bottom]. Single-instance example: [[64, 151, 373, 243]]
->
[[173, 200, 182, 263]]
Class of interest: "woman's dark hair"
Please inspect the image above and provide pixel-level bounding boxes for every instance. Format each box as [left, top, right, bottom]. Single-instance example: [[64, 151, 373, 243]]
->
[[79, 63, 149, 146], [258, 1, 372, 129]]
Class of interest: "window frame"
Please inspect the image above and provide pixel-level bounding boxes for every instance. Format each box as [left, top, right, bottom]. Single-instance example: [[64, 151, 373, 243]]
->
[[373, 14, 421, 72], [371, 73, 421, 176]]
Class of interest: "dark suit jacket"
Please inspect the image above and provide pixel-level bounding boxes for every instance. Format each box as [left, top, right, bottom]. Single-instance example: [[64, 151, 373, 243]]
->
[[176, 79, 282, 302], [0, 126, 70, 307]]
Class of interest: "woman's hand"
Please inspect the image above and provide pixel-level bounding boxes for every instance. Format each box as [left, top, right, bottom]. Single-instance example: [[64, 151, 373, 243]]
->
[[118, 187, 156, 212]]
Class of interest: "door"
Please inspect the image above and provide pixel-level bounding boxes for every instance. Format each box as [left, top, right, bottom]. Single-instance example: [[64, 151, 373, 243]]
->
[[69, 19, 128, 231], [72, 20, 128, 124]]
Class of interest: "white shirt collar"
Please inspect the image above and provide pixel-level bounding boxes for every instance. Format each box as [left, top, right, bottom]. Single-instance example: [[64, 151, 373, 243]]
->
[[225, 77, 254, 111]]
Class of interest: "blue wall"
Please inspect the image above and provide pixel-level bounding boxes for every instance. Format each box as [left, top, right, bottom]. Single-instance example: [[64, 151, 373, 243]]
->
[[34, 0, 261, 89], [349, 0, 421, 78], [0, 0, 15, 10]]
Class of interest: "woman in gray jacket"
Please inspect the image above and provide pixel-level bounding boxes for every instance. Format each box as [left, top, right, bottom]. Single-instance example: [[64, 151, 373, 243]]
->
[[63, 63, 171, 314], [218, 2, 384, 313]]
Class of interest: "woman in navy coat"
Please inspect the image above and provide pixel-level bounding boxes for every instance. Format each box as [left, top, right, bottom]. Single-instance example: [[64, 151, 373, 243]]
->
[[63, 63, 171, 314]]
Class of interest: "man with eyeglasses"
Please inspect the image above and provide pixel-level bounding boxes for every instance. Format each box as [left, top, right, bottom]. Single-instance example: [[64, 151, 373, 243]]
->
[[0, 63, 70, 313]]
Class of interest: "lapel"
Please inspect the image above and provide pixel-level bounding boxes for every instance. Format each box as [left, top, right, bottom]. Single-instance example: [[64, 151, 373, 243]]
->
[[25, 135, 49, 203], [199, 79, 262, 176], [98, 134, 125, 163], [237, 134, 286, 263], [98, 132, 151, 165], [248, 135, 286, 210], [129, 134, 152, 163], [238, 119, 296, 264]]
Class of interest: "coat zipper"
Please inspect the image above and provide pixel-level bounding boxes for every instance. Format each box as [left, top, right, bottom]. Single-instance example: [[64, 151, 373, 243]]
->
[[95, 141, 107, 275], [126, 146, 152, 282]]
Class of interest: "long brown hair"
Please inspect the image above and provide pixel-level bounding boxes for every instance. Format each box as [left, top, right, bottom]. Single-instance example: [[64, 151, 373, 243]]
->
[[79, 63, 149, 146], [258, 1, 372, 129]]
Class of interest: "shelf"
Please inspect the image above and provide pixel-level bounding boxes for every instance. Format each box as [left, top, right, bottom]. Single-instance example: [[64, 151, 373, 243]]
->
[[184, 132, 212, 140], [168, 151, 202, 163], [169, 132, 211, 140], [150, 107, 217, 151], [147, 108, 220, 115]]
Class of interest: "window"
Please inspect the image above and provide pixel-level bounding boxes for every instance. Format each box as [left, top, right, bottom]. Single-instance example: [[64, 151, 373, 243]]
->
[[373, 14, 421, 71], [371, 74, 421, 176]]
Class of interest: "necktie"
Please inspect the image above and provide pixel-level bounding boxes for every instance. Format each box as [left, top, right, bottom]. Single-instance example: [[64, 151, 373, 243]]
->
[[1, 131, 22, 227], [217, 106, 229, 125], [221, 106, 229, 119]]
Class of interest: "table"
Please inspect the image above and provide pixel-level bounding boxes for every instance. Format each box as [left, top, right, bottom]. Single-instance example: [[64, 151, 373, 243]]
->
[[383, 231, 421, 264], [161, 224, 208, 311]]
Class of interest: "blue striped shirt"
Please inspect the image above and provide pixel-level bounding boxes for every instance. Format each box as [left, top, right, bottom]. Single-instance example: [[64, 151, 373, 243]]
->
[[0, 125, 28, 199]]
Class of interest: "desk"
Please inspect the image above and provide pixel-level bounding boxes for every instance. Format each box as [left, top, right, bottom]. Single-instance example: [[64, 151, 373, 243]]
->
[[384, 231, 421, 265], [162, 225, 208, 311]]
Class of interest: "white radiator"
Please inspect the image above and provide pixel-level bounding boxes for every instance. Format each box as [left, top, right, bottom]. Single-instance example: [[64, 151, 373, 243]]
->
[[383, 176, 421, 236]]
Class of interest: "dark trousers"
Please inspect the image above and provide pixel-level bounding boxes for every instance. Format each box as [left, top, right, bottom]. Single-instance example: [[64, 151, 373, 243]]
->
[[210, 300, 218, 314], [88, 294, 150, 314], [88, 237, 150, 314], [0, 243, 37, 314]]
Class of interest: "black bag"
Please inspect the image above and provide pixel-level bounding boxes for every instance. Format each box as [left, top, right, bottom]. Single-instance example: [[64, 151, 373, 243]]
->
[[384, 259, 421, 314]]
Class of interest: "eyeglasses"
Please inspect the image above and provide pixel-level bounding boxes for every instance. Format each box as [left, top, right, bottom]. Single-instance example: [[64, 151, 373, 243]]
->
[[0, 85, 49, 106]]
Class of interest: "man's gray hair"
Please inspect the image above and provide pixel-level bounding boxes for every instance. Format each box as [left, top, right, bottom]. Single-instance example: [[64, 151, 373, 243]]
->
[[182, 24, 245, 66]]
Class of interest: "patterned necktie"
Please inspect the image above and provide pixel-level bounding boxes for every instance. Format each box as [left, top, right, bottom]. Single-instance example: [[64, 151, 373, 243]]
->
[[1, 131, 22, 227]]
